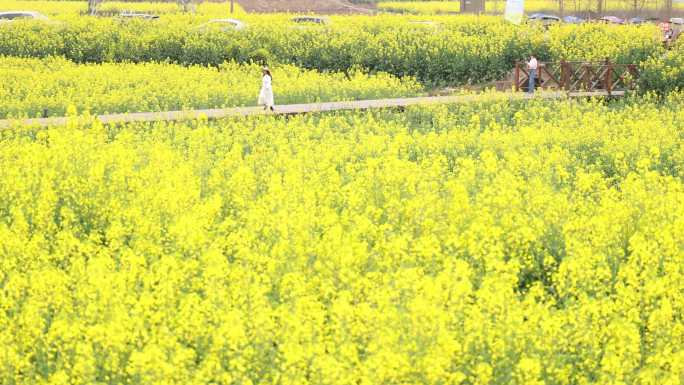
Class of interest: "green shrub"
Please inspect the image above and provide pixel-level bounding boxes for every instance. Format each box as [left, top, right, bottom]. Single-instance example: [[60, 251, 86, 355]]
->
[[639, 42, 684, 94], [0, 17, 664, 86]]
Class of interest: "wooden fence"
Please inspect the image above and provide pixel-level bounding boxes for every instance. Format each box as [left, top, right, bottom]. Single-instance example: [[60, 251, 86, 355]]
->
[[515, 60, 639, 94]]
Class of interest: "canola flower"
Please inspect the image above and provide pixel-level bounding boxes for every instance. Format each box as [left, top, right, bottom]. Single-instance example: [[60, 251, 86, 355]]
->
[[1, 95, 683, 385], [0, 57, 422, 118], [0, 14, 663, 86], [639, 41, 684, 94]]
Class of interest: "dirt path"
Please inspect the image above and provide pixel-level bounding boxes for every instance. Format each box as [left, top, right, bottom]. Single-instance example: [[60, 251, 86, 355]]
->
[[237, 0, 375, 14]]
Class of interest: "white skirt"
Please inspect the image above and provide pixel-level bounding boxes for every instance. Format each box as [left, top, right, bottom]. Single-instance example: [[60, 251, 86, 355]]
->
[[258, 86, 274, 107]]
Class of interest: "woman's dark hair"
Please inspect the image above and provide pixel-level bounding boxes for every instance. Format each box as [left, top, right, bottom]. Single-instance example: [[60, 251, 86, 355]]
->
[[263, 69, 272, 80]]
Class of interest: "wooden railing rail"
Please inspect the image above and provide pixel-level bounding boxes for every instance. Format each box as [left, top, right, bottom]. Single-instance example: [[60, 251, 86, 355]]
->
[[514, 60, 639, 95]]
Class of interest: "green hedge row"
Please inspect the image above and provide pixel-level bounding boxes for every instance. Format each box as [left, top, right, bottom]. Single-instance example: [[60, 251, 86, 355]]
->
[[0, 17, 664, 86]]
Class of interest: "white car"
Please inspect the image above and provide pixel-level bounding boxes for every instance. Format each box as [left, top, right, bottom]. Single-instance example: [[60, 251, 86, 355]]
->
[[0, 11, 48, 22], [195, 18, 246, 32], [292, 16, 329, 25], [527, 13, 561, 26], [408, 21, 441, 26], [118, 12, 159, 20]]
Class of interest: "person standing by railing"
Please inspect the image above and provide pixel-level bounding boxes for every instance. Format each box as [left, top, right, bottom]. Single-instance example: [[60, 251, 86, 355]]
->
[[527, 55, 538, 94]]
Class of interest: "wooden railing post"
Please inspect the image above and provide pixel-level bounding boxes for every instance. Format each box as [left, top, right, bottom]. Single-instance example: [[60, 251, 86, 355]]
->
[[538, 62, 543, 89], [511, 60, 638, 95], [605, 58, 612, 96], [583, 63, 591, 91], [560, 60, 567, 90]]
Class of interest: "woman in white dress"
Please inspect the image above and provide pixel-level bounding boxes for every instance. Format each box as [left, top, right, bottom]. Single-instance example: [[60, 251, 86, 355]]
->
[[258, 67, 275, 111]]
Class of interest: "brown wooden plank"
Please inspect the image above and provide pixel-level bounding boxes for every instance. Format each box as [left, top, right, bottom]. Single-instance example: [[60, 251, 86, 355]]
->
[[0, 91, 622, 130]]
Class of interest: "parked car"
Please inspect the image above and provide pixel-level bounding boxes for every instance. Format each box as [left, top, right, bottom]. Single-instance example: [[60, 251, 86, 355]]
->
[[527, 13, 561, 26], [562, 15, 584, 24], [408, 20, 442, 28], [600, 16, 624, 24], [118, 12, 159, 20], [291, 16, 329, 25], [0, 11, 48, 22], [628, 17, 647, 24], [670, 17, 684, 25], [195, 18, 246, 31]]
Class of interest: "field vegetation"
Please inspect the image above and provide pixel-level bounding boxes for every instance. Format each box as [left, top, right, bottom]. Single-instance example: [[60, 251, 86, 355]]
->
[[2, 95, 684, 384], [0, 57, 421, 118], [0, 14, 663, 86], [1, 2, 683, 384]]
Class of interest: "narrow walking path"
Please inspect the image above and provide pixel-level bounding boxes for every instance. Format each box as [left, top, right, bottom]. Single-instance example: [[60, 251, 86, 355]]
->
[[0, 91, 623, 129]]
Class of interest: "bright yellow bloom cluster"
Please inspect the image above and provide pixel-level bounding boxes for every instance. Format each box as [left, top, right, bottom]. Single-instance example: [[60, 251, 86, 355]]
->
[[1, 95, 683, 384], [0, 10, 663, 86], [0, 57, 422, 118]]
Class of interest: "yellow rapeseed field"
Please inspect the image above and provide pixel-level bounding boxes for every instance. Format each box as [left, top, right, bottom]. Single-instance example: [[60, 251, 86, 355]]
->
[[1, 95, 683, 384], [0, 57, 422, 118], [0, 11, 663, 86]]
